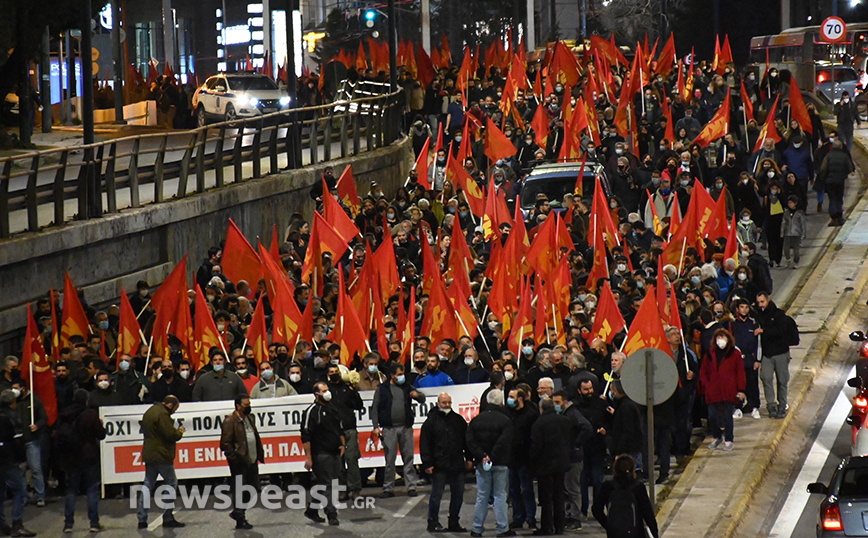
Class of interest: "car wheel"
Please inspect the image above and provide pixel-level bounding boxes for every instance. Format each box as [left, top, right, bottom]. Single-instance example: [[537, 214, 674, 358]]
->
[[225, 104, 236, 122], [196, 105, 207, 128]]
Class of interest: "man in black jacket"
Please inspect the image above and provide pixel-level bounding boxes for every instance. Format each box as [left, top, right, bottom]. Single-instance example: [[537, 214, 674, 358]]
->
[[325, 364, 364, 498], [608, 381, 644, 474], [0, 390, 35, 537], [467, 390, 513, 537], [420, 392, 471, 533], [507, 386, 539, 530], [756, 292, 793, 418], [301, 383, 344, 526], [531, 398, 573, 536], [149, 359, 192, 402], [371, 364, 426, 498], [575, 379, 610, 520], [552, 390, 593, 531]]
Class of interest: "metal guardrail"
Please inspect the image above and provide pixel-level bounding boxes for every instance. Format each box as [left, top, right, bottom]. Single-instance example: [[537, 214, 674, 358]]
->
[[0, 89, 405, 238]]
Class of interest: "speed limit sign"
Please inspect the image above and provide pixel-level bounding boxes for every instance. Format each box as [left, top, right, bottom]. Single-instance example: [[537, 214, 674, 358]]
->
[[821, 16, 847, 43]]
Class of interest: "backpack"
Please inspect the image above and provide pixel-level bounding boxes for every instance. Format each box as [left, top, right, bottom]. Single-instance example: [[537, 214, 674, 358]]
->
[[785, 315, 800, 347], [606, 480, 641, 537]]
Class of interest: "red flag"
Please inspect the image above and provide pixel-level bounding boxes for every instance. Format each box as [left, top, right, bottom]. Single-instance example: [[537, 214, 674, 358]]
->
[[397, 286, 416, 362], [531, 101, 550, 149], [754, 96, 782, 152], [447, 151, 485, 215], [654, 34, 677, 76], [323, 177, 361, 243], [151, 257, 193, 359], [447, 219, 475, 300], [739, 80, 755, 123], [415, 44, 436, 88], [590, 282, 625, 343], [421, 268, 457, 346], [788, 77, 813, 134], [61, 273, 91, 347], [706, 187, 730, 241], [192, 285, 226, 369], [373, 225, 401, 303], [301, 212, 350, 285], [440, 34, 452, 67], [725, 214, 739, 264], [222, 219, 262, 287], [692, 92, 731, 148], [507, 279, 534, 356], [49, 290, 60, 362], [413, 136, 432, 190], [118, 291, 142, 357], [336, 165, 362, 216], [484, 120, 517, 163], [657, 257, 670, 324], [356, 41, 368, 71], [587, 175, 620, 251], [333, 270, 369, 365], [482, 178, 511, 240], [260, 242, 303, 346], [622, 285, 672, 358], [246, 298, 269, 367], [719, 35, 734, 73], [448, 284, 477, 340], [713, 36, 722, 75], [549, 40, 580, 87], [22, 304, 58, 424], [586, 214, 610, 291]]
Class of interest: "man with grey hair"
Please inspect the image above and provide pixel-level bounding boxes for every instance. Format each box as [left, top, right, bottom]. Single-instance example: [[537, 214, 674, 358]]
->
[[467, 388, 512, 537], [537, 377, 555, 404]]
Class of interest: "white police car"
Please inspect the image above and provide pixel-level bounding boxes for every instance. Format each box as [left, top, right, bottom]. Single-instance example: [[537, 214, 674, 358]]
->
[[193, 73, 290, 126]]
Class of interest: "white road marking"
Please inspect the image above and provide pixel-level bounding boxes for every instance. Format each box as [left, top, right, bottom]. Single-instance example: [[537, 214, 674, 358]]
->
[[768, 376, 853, 538], [393, 495, 424, 518]]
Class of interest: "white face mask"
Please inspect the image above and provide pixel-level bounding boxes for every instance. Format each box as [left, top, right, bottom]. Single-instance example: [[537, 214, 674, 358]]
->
[[236, 368, 247, 376], [716, 337, 728, 349], [488, 321, 498, 331], [289, 373, 302, 383], [179, 370, 190, 380], [617, 263, 627, 273], [738, 273, 748, 282], [321, 390, 332, 402], [464, 357, 474, 367], [261, 369, 274, 381], [504, 371, 514, 381], [11, 388, 21, 399], [97, 380, 110, 390], [741, 216, 751, 222], [217, 323, 226, 332], [119, 360, 130, 372]]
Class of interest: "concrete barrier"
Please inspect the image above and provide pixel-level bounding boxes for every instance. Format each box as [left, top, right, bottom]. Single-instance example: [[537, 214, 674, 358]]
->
[[0, 135, 413, 355]]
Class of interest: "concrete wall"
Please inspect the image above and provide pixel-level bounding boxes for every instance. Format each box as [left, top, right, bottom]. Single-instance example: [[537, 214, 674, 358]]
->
[[0, 136, 414, 356]]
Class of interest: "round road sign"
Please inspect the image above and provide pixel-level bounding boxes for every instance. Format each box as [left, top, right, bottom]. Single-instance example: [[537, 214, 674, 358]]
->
[[821, 16, 847, 43], [619, 348, 679, 406]]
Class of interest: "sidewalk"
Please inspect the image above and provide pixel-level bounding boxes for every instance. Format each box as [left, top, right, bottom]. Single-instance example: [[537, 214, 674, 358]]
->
[[658, 128, 868, 537]]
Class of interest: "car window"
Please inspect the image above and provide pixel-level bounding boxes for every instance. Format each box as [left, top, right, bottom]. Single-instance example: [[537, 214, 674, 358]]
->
[[836, 69, 858, 82], [521, 175, 591, 209], [227, 77, 278, 91], [839, 467, 868, 496]]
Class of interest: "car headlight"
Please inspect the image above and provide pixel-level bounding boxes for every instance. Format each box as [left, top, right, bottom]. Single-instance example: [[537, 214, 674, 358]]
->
[[279, 96, 291, 107], [238, 95, 259, 107]]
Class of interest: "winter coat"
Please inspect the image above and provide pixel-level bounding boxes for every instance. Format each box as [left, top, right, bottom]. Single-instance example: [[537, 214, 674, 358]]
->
[[420, 408, 469, 473], [530, 409, 573, 475], [609, 396, 643, 455], [782, 208, 807, 238], [755, 300, 791, 357], [700, 345, 746, 404], [141, 403, 184, 464], [466, 408, 513, 466], [508, 403, 539, 466]]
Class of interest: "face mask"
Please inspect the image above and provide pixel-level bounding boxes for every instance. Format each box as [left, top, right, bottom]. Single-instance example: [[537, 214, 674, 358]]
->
[[459, 211, 469, 218], [11, 388, 21, 399], [714, 311, 724, 319], [289, 373, 301, 383], [387, 212, 396, 219], [313, 357, 325, 369], [321, 390, 332, 402], [504, 131, 513, 137], [504, 371, 514, 381], [522, 345, 534, 355], [213, 363, 224, 373], [396, 374, 406, 385], [236, 368, 247, 376], [261, 369, 274, 381], [206, 295, 216, 302], [98, 321, 109, 331], [768, 171, 776, 179], [539, 393, 551, 400], [179, 370, 190, 380], [716, 338, 728, 349], [454, 136, 462, 142], [715, 183, 724, 190], [748, 75, 755, 81], [216, 323, 226, 332], [437, 158, 446, 164], [119, 360, 130, 372], [507, 397, 517, 408], [652, 177, 660, 185], [741, 216, 751, 223], [585, 301, 596, 309], [488, 321, 498, 331], [617, 263, 627, 273], [843, 98, 850, 104], [770, 189, 779, 196], [661, 187, 671, 196], [242, 406, 252, 415], [794, 143, 802, 149], [482, 460, 493, 471], [439, 406, 452, 415], [464, 357, 474, 367], [554, 404, 563, 413], [139, 289, 149, 297], [690, 275, 701, 285], [615, 148, 624, 155], [737, 272, 749, 282], [367, 364, 378, 375], [680, 180, 690, 187], [414, 361, 426, 370], [97, 380, 110, 390], [636, 281, 645, 289]]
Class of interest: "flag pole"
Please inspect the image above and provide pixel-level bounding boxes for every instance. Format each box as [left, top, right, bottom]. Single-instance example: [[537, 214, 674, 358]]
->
[[29, 363, 35, 425], [135, 300, 152, 320], [677, 237, 687, 276]]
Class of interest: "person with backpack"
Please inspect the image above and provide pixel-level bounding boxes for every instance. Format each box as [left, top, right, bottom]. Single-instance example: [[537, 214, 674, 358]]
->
[[0, 390, 36, 537], [592, 454, 659, 538], [755, 292, 799, 418], [56, 389, 106, 533], [137, 395, 186, 529]]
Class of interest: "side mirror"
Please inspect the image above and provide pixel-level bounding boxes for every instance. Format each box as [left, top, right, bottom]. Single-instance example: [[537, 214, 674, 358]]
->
[[849, 377, 863, 388], [807, 482, 828, 494], [850, 331, 866, 342], [847, 415, 861, 427]]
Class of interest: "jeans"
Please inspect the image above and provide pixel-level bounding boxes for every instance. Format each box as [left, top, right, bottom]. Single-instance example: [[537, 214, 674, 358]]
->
[[827, 182, 845, 219], [761, 352, 791, 412], [580, 451, 605, 516], [537, 471, 566, 533], [137, 462, 178, 523], [24, 439, 44, 501], [564, 461, 583, 520], [0, 465, 28, 526], [228, 460, 259, 518], [508, 465, 536, 525], [382, 426, 417, 492], [427, 471, 464, 525], [708, 402, 735, 443], [312, 452, 341, 518], [743, 361, 761, 412], [783, 236, 802, 264], [472, 465, 509, 534], [65, 463, 100, 527], [342, 428, 361, 493]]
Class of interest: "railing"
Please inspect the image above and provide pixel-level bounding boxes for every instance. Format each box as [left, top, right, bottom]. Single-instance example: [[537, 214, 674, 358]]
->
[[0, 89, 405, 238]]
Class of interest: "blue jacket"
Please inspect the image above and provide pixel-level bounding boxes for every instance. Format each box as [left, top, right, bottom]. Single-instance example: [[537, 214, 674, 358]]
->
[[715, 268, 735, 300], [782, 144, 813, 181], [414, 369, 454, 389]]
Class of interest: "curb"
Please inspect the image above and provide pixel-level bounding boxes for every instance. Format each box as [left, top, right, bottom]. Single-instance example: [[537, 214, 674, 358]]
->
[[658, 126, 868, 537]]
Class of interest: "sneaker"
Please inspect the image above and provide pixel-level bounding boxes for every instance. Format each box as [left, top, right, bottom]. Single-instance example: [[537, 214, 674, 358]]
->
[[63, 525, 72, 534], [162, 519, 185, 528], [708, 438, 723, 450], [793, 262, 799, 269], [655, 474, 669, 485], [778, 406, 789, 419], [447, 522, 466, 532], [751, 408, 762, 419], [327, 517, 339, 526], [733, 409, 743, 419], [427, 522, 444, 532], [235, 519, 253, 530], [137, 521, 147, 529], [407, 489, 418, 497], [89, 524, 104, 533], [509, 521, 525, 529], [35, 500, 45, 508], [723, 442, 735, 451]]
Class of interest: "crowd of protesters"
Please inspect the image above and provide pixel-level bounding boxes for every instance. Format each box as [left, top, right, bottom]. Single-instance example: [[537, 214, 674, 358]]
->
[[1, 36, 838, 537]]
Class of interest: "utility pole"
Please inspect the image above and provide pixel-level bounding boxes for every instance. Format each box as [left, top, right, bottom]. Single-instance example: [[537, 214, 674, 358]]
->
[[526, 0, 535, 50], [162, 0, 175, 72], [81, 0, 101, 217], [387, 0, 397, 91], [41, 27, 52, 133], [111, 0, 125, 123], [64, 31, 74, 126], [833, 0, 838, 16], [284, 0, 298, 102], [421, 0, 430, 54]]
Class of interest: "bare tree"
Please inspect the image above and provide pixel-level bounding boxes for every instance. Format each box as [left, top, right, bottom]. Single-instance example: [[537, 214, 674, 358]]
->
[[595, 0, 687, 45]]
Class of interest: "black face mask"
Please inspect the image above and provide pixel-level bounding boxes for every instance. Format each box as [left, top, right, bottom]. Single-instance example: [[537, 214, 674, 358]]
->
[[414, 361, 426, 370], [276, 353, 289, 363], [329, 374, 341, 384], [241, 406, 252, 416], [8, 368, 20, 379]]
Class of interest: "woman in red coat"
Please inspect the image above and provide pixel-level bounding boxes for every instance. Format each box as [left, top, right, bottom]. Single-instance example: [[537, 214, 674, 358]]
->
[[700, 328, 747, 451]]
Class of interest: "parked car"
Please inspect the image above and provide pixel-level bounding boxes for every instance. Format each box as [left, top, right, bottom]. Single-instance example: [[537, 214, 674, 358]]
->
[[192, 73, 290, 126], [808, 456, 868, 536], [816, 65, 861, 104]]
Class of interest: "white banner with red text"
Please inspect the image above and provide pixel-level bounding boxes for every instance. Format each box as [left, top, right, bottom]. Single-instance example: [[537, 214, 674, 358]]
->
[[99, 383, 487, 484]]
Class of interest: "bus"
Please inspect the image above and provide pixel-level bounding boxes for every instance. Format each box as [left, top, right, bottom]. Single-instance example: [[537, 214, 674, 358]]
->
[[750, 23, 868, 108]]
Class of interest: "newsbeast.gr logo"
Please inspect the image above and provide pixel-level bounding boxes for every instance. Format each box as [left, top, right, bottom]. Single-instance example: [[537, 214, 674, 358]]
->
[[131, 477, 376, 512]]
